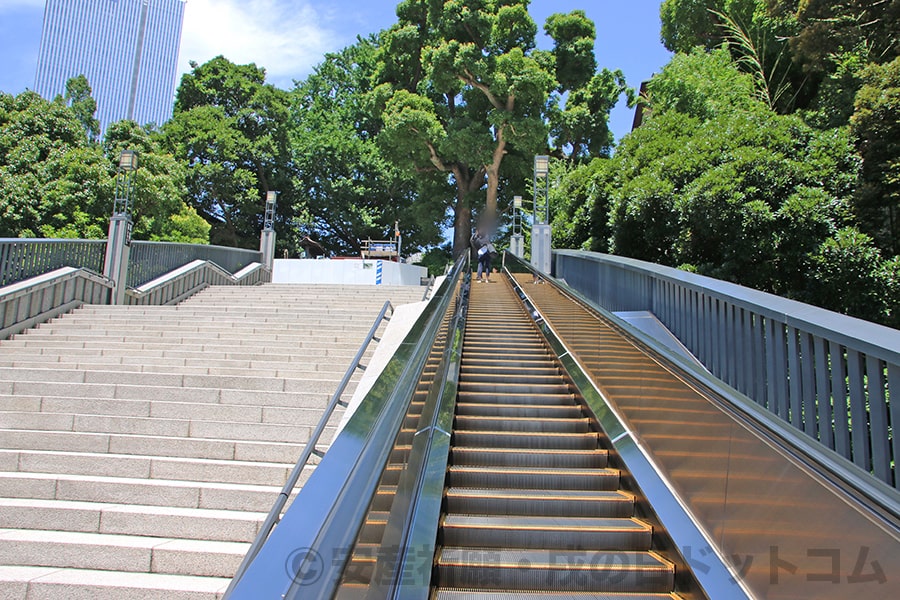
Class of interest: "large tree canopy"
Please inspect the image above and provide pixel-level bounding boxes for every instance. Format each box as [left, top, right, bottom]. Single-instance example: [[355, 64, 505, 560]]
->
[[372, 1, 627, 256], [289, 38, 444, 256], [164, 56, 294, 249]]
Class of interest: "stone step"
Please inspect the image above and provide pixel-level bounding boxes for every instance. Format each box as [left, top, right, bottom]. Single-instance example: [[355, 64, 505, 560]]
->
[[0, 354, 355, 373], [0, 565, 229, 600], [0, 347, 364, 367], [0, 360, 356, 379], [0, 449, 294, 486], [0, 367, 346, 393], [1, 382, 333, 405], [0, 428, 312, 463], [5, 396, 342, 425], [0, 529, 247, 578], [0, 498, 264, 542], [25, 323, 374, 337], [0, 471, 282, 512], [1, 338, 366, 354], [0, 411, 330, 444]]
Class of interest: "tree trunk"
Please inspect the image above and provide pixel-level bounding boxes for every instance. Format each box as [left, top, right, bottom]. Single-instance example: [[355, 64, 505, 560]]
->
[[451, 166, 484, 258]]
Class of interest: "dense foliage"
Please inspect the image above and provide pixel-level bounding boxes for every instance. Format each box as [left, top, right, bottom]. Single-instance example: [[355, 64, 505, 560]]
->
[[0, 88, 207, 242], [549, 1, 899, 326]]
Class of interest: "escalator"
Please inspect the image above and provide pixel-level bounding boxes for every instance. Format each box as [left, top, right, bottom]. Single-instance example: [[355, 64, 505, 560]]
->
[[432, 278, 685, 598], [228, 254, 898, 600]]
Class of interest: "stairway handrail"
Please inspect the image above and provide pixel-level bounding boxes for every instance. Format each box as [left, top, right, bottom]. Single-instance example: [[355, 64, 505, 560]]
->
[[224, 298, 395, 596], [225, 253, 470, 600]]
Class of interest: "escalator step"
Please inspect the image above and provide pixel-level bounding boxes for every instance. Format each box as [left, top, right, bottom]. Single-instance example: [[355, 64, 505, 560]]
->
[[453, 430, 599, 450], [455, 402, 584, 419], [454, 415, 592, 434], [442, 515, 652, 550], [450, 447, 608, 469], [457, 382, 573, 395], [434, 591, 683, 599], [456, 392, 577, 406], [445, 488, 634, 517], [436, 548, 675, 593], [448, 465, 619, 490]]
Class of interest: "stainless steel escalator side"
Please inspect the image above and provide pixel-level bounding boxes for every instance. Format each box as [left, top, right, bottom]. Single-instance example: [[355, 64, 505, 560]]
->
[[504, 252, 900, 600], [226, 255, 469, 600], [503, 267, 739, 600]]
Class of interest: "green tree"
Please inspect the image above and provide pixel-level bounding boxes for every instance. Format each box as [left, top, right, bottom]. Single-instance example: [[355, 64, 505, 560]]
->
[[603, 51, 861, 301], [289, 39, 443, 256], [164, 56, 294, 249], [64, 75, 100, 142], [103, 120, 210, 244], [0, 90, 108, 238], [372, 2, 619, 256], [850, 56, 900, 255]]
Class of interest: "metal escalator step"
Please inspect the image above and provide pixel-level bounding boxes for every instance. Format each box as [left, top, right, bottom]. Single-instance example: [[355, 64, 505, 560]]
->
[[455, 403, 583, 420], [452, 430, 599, 450], [448, 466, 619, 490], [460, 365, 561, 378], [450, 447, 608, 469], [454, 415, 592, 434], [456, 392, 577, 406], [441, 515, 652, 551], [461, 357, 553, 369], [445, 488, 634, 517], [434, 590, 683, 599], [457, 382, 572, 395], [436, 548, 675, 593], [460, 372, 567, 386], [357, 511, 388, 543]]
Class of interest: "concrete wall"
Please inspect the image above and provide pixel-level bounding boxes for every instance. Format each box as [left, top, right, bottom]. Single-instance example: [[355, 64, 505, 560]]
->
[[273, 258, 427, 286]]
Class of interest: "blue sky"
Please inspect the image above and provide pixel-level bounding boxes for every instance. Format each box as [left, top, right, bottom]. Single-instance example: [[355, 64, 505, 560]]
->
[[0, 0, 672, 141]]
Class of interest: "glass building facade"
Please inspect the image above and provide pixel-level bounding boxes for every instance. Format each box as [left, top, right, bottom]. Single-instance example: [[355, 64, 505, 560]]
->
[[34, 0, 186, 133]]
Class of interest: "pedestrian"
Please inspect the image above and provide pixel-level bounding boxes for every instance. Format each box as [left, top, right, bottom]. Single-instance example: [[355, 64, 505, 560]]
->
[[471, 227, 495, 283]]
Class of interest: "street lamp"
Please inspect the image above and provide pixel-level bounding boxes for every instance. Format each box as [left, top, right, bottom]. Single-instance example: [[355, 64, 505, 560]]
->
[[104, 149, 139, 304], [260, 191, 278, 271], [510, 195, 524, 258], [531, 155, 551, 274]]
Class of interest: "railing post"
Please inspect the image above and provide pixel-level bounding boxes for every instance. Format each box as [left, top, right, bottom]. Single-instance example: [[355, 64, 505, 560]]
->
[[103, 150, 138, 304], [259, 191, 277, 271]]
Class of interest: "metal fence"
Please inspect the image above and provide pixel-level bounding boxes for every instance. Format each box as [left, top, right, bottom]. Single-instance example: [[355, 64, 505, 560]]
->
[[0, 239, 107, 287], [0, 238, 264, 290], [127, 242, 262, 288], [555, 250, 900, 490]]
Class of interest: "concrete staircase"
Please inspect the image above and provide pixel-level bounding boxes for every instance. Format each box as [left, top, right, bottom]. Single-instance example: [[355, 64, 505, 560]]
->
[[0, 283, 426, 599]]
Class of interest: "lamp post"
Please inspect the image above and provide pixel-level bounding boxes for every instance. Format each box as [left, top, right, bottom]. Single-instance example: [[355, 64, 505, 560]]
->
[[531, 155, 551, 274], [510, 195, 524, 258], [103, 149, 138, 304], [260, 191, 277, 271]]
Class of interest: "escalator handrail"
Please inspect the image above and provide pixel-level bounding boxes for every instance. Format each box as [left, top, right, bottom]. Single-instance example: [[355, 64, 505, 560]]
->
[[366, 265, 469, 600], [223, 299, 395, 597], [226, 254, 470, 600]]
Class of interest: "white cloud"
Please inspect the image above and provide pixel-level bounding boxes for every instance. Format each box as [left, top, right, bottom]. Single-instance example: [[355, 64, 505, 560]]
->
[[178, 0, 338, 89]]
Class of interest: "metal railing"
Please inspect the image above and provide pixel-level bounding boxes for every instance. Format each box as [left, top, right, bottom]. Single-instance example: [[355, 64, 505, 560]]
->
[[0, 238, 264, 290], [0, 239, 106, 287], [224, 300, 395, 597], [127, 241, 262, 288], [554, 250, 900, 490], [226, 253, 469, 599]]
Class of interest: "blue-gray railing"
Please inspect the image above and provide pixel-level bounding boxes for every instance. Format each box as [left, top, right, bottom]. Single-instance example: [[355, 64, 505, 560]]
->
[[554, 249, 900, 490], [0, 238, 263, 289], [127, 241, 262, 288], [0, 239, 106, 287]]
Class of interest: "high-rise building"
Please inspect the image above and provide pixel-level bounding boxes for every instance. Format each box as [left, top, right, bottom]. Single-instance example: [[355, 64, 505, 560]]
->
[[34, 0, 186, 133]]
